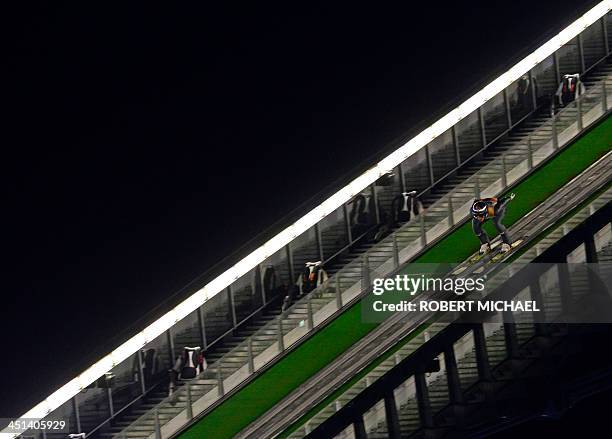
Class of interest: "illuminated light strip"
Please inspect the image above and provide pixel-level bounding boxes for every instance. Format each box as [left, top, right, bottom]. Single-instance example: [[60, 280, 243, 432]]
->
[[4, 2, 610, 436]]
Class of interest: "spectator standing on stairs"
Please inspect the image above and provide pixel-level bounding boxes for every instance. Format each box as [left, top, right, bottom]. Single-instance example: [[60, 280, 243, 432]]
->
[[373, 190, 423, 242], [392, 190, 424, 223], [516, 74, 535, 111], [282, 261, 328, 311], [552, 73, 585, 115], [168, 347, 207, 396], [350, 193, 373, 237]]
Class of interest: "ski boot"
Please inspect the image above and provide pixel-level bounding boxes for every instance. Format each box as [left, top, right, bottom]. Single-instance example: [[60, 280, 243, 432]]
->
[[500, 243, 512, 253], [479, 243, 491, 255]]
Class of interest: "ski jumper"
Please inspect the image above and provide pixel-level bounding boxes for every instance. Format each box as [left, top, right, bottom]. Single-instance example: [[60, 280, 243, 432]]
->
[[471, 196, 512, 245]]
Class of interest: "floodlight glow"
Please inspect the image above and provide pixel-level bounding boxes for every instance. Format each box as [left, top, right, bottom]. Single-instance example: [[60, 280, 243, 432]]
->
[[112, 334, 146, 366], [6, 1, 610, 433], [78, 356, 114, 389], [22, 402, 50, 419], [46, 380, 81, 412], [142, 311, 175, 343], [174, 293, 203, 321]]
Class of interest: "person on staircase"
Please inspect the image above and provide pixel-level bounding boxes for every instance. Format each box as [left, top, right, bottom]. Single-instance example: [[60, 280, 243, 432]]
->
[[282, 261, 328, 311], [391, 190, 424, 224], [552, 73, 585, 114], [350, 193, 374, 238], [168, 346, 207, 396], [516, 74, 535, 111]]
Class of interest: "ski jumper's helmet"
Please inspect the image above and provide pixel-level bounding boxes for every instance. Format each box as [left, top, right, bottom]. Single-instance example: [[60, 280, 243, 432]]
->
[[471, 200, 488, 219]]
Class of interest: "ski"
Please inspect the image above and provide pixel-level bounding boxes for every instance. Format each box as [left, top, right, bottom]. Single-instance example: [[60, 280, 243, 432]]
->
[[487, 239, 524, 264], [452, 239, 502, 276]]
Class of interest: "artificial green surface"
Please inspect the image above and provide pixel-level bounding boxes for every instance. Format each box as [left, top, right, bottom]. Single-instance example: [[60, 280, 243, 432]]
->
[[180, 115, 612, 439], [279, 322, 431, 438]]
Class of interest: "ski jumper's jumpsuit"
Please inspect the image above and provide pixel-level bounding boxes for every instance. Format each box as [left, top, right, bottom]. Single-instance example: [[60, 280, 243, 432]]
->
[[471, 196, 512, 245]]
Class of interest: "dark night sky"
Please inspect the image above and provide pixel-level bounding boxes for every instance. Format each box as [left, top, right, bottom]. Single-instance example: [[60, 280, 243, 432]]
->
[[1, 0, 601, 418]]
